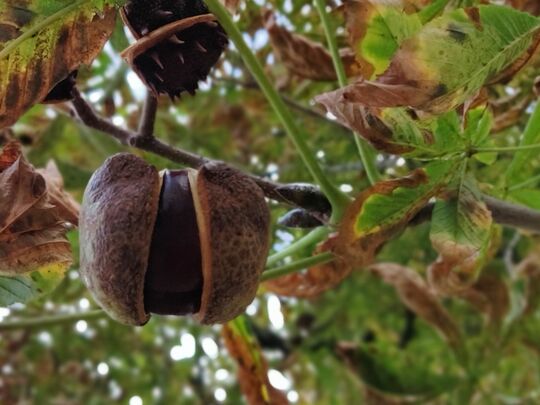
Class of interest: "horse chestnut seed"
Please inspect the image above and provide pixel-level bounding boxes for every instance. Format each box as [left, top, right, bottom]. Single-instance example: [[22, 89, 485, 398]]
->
[[79, 154, 270, 325]]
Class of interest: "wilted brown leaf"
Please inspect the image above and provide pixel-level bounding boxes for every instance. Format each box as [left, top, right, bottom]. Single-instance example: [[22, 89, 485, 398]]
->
[[263, 10, 355, 82], [264, 235, 352, 298], [37, 161, 80, 226], [315, 89, 412, 154], [455, 273, 510, 326], [516, 253, 540, 317], [222, 323, 288, 405], [506, 0, 540, 15], [0, 142, 76, 275], [0, 4, 116, 129], [492, 95, 533, 133], [220, 0, 241, 13], [369, 263, 462, 348]]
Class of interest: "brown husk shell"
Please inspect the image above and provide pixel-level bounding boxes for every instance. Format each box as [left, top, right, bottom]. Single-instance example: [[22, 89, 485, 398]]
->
[[79, 154, 160, 326], [191, 163, 270, 324]]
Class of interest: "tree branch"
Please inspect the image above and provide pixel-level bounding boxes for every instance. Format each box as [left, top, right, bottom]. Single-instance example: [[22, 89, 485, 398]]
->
[[411, 196, 540, 234], [71, 88, 540, 234], [70, 87, 291, 204], [0, 310, 106, 332], [138, 92, 158, 138]]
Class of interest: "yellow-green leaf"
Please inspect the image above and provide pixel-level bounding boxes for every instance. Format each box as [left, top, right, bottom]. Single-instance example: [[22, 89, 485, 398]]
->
[[0, 0, 119, 128]]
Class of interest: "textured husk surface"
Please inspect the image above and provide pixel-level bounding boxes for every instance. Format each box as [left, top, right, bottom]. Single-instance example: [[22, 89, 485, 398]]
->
[[79, 154, 160, 326], [193, 163, 270, 324]]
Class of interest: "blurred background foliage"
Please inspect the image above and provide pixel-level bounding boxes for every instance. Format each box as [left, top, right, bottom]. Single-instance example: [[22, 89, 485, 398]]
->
[[2, 0, 540, 404]]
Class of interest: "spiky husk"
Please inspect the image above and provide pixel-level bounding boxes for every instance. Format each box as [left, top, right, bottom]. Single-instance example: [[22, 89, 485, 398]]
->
[[122, 0, 228, 98]]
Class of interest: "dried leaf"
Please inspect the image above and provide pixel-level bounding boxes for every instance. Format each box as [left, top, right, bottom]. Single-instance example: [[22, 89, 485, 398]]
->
[[0, 1, 117, 129], [315, 90, 410, 154], [516, 253, 540, 316], [0, 142, 75, 276], [220, 0, 240, 13], [369, 263, 462, 347], [335, 160, 455, 267], [318, 5, 540, 115], [37, 161, 80, 226], [222, 319, 288, 405], [263, 10, 354, 81], [455, 273, 510, 325], [264, 235, 352, 298], [506, 0, 540, 16], [428, 176, 493, 294]]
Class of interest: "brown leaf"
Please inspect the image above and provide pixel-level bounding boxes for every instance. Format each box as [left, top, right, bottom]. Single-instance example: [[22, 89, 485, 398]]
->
[[264, 235, 352, 298], [0, 142, 75, 275], [315, 89, 412, 154], [506, 0, 540, 15], [263, 11, 355, 81], [222, 323, 288, 405], [220, 0, 241, 13], [0, 5, 116, 129], [455, 273, 510, 325], [37, 161, 80, 226], [492, 95, 533, 133], [369, 263, 462, 348], [516, 253, 540, 317]]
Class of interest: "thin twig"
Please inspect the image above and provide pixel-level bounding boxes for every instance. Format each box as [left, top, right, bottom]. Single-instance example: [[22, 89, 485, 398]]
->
[[138, 92, 158, 137], [411, 197, 540, 234], [70, 87, 291, 204], [71, 87, 130, 144], [0, 310, 106, 332]]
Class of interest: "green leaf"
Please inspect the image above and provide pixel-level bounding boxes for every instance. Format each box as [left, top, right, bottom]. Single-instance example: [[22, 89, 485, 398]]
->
[[356, 160, 455, 233], [509, 189, 540, 210], [429, 173, 493, 293], [320, 5, 540, 114], [109, 14, 130, 53], [340, 344, 460, 397], [383, 108, 466, 157], [336, 160, 456, 267], [344, 0, 422, 79], [0, 263, 66, 306], [465, 108, 496, 164], [506, 102, 540, 186]]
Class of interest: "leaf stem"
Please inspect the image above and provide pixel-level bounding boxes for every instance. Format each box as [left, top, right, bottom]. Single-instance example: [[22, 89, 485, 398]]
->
[[261, 252, 334, 282], [205, 0, 350, 217], [0, 309, 106, 332], [475, 142, 540, 153], [266, 226, 330, 267], [313, 0, 380, 186], [508, 173, 540, 191]]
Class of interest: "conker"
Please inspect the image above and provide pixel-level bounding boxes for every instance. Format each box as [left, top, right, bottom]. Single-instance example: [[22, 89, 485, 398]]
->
[[79, 154, 270, 326]]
